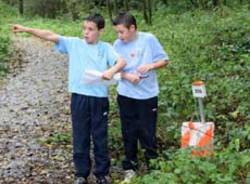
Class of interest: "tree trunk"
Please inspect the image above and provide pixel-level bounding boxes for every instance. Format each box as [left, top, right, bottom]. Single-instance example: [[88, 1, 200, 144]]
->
[[213, 0, 220, 6], [143, 0, 153, 25], [190, 0, 198, 7], [19, 0, 23, 15], [114, 0, 118, 15], [124, 0, 129, 11], [161, 0, 168, 5], [96, 0, 103, 10], [148, 0, 152, 25], [143, 0, 149, 24], [71, 2, 79, 21], [106, 0, 113, 22]]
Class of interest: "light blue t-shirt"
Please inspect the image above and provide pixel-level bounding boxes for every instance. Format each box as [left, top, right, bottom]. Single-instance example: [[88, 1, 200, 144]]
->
[[55, 36, 118, 97], [113, 32, 168, 99]]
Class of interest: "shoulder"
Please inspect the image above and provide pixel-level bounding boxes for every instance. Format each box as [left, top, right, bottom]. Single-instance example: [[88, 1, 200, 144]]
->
[[58, 36, 82, 44], [70, 37, 83, 43], [99, 41, 112, 48], [113, 39, 122, 47], [98, 41, 116, 53], [139, 32, 157, 42], [59, 35, 80, 40]]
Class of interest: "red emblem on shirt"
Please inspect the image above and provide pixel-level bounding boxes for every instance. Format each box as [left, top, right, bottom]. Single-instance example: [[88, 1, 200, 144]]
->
[[130, 52, 136, 58]]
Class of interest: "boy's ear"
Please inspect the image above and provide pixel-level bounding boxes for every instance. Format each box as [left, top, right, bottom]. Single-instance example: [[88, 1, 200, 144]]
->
[[129, 25, 136, 31], [99, 28, 104, 34]]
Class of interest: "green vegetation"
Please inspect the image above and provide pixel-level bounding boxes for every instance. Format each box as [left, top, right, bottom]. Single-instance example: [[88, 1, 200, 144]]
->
[[114, 6, 250, 183], [0, 0, 249, 183], [0, 1, 16, 77]]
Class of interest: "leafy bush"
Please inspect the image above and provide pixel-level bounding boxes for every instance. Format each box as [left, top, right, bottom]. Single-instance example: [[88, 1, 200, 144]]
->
[[133, 144, 249, 184], [128, 6, 250, 183], [0, 35, 11, 76], [0, 1, 15, 77]]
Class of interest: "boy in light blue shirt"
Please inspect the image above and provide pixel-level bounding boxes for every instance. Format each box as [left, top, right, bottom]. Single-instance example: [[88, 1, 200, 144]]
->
[[13, 14, 125, 184], [113, 12, 169, 182]]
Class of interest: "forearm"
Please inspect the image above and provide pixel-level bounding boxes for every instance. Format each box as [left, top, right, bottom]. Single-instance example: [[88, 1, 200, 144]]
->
[[120, 71, 140, 84], [151, 59, 169, 70], [137, 59, 169, 74], [121, 71, 129, 80], [107, 57, 126, 74], [102, 58, 126, 80], [26, 28, 58, 42]]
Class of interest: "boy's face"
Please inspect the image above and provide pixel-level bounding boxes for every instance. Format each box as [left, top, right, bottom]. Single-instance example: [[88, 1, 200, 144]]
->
[[83, 21, 102, 44], [114, 24, 136, 42]]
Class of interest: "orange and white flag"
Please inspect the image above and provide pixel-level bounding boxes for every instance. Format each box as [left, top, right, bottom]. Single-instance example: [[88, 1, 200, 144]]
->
[[181, 122, 214, 156]]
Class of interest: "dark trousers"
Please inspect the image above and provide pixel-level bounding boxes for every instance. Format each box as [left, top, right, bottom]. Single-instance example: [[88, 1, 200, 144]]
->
[[117, 94, 158, 170], [71, 93, 110, 178]]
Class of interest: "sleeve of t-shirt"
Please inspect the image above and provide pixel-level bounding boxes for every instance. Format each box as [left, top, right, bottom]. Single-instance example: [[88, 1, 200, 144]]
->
[[149, 35, 169, 62], [107, 43, 119, 66], [54, 36, 75, 54]]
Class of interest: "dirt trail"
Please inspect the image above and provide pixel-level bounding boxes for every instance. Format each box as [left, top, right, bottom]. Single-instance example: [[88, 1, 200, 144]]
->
[[0, 37, 75, 184]]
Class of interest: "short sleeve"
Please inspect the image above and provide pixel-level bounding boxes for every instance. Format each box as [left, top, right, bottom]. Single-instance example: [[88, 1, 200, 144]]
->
[[149, 35, 169, 62], [54, 36, 75, 54], [106, 43, 119, 66]]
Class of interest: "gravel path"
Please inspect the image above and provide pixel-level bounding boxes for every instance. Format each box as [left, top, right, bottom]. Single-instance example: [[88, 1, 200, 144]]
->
[[0, 37, 74, 184]]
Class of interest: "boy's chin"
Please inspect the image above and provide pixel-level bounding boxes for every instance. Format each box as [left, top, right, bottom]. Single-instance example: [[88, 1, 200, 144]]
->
[[121, 38, 128, 42], [86, 39, 97, 44]]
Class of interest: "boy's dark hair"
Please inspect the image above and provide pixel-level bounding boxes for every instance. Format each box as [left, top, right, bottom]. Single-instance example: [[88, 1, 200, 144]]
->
[[84, 13, 105, 30], [112, 12, 137, 29]]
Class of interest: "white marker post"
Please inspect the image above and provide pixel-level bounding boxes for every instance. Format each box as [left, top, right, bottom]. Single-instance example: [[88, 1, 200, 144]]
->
[[181, 81, 214, 156], [192, 81, 207, 123]]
